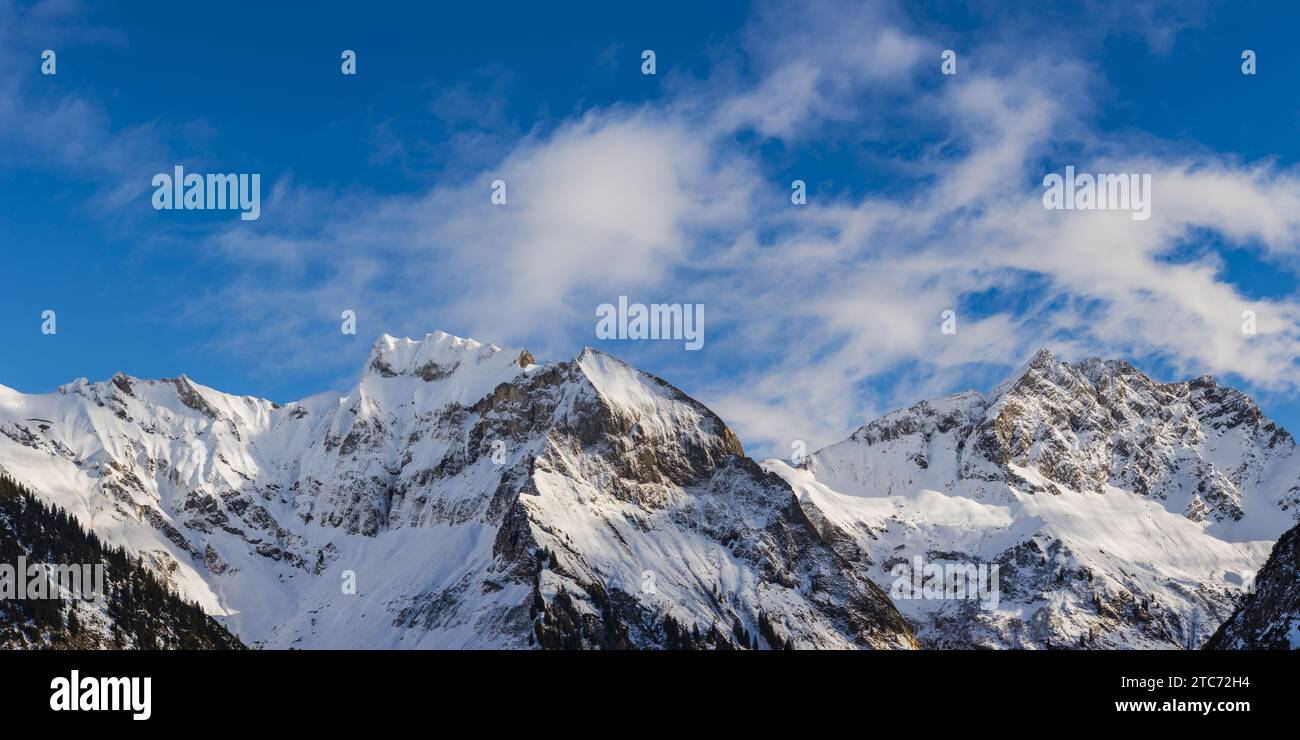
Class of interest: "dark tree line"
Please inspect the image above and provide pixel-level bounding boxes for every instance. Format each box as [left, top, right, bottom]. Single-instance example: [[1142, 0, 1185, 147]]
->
[[0, 476, 244, 649]]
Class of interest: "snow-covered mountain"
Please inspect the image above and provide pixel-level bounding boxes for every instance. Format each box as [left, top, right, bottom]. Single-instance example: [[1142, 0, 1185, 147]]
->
[[4, 337, 1293, 650], [0, 332, 914, 649], [764, 349, 1300, 648]]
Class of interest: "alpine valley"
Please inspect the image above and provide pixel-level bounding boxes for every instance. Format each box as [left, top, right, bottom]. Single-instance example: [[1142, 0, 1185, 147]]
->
[[1, 333, 1295, 650]]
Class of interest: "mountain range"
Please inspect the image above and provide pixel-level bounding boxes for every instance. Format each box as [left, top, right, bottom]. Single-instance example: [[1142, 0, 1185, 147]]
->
[[1, 332, 1295, 649]]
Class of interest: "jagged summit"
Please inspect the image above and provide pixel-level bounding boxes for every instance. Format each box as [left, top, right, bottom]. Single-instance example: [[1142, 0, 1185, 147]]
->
[[1009, 348, 1223, 396], [769, 347, 1300, 649], [354, 331, 540, 413], [365, 330, 535, 379], [1026, 346, 1056, 367]]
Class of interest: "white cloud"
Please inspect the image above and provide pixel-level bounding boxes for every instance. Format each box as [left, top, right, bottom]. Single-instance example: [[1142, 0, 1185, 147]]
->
[[9, 0, 1299, 460], [202, 2, 1300, 458]]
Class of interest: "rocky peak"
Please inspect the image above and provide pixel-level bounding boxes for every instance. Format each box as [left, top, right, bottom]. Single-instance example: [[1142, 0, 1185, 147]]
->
[[814, 349, 1297, 525], [170, 374, 223, 421], [365, 331, 531, 380]]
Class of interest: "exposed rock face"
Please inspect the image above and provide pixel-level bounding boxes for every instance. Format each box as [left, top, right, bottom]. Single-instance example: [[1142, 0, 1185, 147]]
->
[[0, 332, 915, 650], [1207, 522, 1300, 650], [767, 349, 1299, 649]]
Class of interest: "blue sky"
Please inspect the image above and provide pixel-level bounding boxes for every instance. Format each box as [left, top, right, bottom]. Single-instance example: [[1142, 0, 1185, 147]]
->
[[2, 0, 1299, 457]]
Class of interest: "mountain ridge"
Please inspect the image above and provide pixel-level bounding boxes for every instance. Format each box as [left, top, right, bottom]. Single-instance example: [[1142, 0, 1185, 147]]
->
[[0, 331, 915, 649], [1, 335, 1294, 649], [767, 347, 1298, 648]]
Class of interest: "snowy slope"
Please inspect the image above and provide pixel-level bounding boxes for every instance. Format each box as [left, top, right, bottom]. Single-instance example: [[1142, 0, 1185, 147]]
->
[[765, 349, 1299, 649], [0, 332, 915, 650]]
